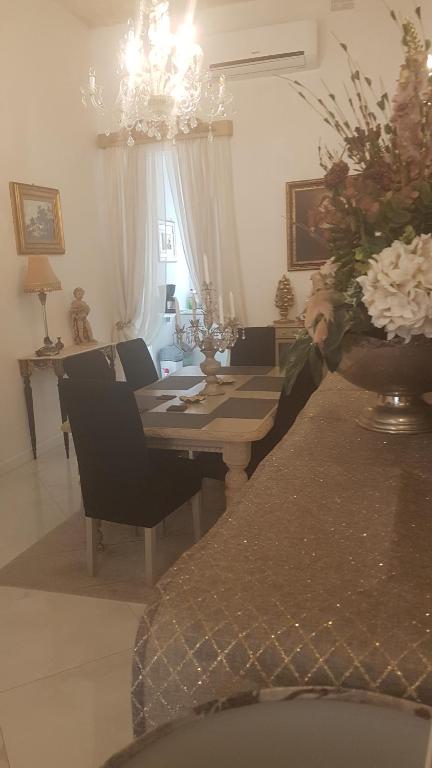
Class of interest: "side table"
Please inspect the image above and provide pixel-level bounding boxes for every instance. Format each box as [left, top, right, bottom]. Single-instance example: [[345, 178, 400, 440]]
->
[[18, 342, 116, 459], [273, 320, 303, 366]]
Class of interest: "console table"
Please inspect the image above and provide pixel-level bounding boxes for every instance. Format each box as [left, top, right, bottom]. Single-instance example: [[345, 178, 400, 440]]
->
[[132, 374, 432, 736], [18, 342, 116, 459], [273, 320, 303, 366]]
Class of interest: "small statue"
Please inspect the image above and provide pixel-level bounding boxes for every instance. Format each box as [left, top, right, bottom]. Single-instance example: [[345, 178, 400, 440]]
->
[[274, 274, 295, 323], [70, 287, 96, 345]]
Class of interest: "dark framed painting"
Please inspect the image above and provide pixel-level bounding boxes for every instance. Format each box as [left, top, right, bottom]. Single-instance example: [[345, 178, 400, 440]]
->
[[286, 178, 330, 271], [9, 182, 65, 255]]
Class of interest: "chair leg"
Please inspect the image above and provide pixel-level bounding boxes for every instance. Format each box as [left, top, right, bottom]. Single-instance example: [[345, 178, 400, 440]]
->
[[86, 518, 98, 576], [145, 527, 158, 587], [192, 491, 203, 543]]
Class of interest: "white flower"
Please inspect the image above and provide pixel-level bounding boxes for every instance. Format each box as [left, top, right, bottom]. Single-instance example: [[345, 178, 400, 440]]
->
[[357, 235, 432, 341], [311, 258, 338, 292], [320, 258, 338, 280]]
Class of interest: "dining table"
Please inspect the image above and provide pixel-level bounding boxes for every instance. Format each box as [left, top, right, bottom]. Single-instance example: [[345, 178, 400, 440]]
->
[[134, 365, 283, 506]]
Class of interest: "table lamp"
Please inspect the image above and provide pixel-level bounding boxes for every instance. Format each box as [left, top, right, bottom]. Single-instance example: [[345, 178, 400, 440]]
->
[[23, 256, 63, 356]]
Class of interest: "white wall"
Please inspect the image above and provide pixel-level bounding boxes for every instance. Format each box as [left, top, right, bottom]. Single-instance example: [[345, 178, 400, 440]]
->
[[9, 0, 421, 471], [201, 0, 432, 323], [0, 0, 113, 473], [91, 0, 431, 325]]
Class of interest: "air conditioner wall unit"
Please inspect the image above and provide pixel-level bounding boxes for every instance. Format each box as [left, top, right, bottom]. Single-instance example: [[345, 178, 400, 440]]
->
[[205, 19, 318, 80]]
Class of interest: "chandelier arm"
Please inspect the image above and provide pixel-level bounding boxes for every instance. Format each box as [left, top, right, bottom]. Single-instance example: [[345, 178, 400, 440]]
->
[[81, 0, 231, 143]]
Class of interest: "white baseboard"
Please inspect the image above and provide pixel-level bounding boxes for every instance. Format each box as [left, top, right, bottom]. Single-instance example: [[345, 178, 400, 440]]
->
[[0, 433, 64, 477]]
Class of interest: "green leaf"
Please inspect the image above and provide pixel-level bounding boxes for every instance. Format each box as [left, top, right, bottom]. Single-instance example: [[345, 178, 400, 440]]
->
[[325, 346, 343, 373], [321, 307, 351, 374], [282, 333, 313, 396], [420, 183, 432, 204], [401, 225, 416, 244], [354, 246, 367, 262], [308, 346, 324, 388]]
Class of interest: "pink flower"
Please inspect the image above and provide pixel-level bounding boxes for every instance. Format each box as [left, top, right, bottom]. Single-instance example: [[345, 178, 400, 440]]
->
[[392, 51, 431, 167], [305, 289, 335, 347]]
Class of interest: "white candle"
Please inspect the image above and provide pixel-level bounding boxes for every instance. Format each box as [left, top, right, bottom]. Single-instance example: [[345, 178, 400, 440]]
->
[[203, 254, 210, 285], [192, 292, 197, 321], [229, 291, 236, 318], [218, 294, 225, 324], [175, 298, 181, 328]]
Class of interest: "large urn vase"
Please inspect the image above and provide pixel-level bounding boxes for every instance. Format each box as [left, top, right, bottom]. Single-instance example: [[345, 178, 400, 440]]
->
[[338, 334, 432, 435]]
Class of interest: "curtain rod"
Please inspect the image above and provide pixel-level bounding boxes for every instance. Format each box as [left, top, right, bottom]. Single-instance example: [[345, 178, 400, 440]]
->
[[96, 120, 233, 149]]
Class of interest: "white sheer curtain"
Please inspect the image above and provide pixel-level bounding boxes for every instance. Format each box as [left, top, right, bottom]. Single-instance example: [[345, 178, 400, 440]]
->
[[104, 134, 246, 344], [165, 136, 246, 323], [104, 144, 167, 343]]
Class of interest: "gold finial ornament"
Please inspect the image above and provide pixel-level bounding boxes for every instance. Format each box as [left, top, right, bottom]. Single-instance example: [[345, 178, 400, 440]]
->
[[275, 274, 295, 322]]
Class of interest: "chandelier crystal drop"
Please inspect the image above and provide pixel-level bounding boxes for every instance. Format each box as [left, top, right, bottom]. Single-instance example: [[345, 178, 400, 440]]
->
[[81, 0, 232, 144]]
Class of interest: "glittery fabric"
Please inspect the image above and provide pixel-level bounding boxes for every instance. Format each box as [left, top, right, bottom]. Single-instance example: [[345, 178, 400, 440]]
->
[[132, 374, 432, 736]]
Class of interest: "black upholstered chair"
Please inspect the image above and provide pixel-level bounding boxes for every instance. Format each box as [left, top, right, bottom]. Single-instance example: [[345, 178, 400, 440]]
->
[[116, 338, 158, 391], [63, 349, 113, 381], [197, 362, 317, 482], [230, 327, 276, 368], [60, 379, 202, 585]]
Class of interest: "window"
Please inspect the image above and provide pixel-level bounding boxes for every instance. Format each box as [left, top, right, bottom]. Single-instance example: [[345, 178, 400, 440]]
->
[[159, 160, 194, 313]]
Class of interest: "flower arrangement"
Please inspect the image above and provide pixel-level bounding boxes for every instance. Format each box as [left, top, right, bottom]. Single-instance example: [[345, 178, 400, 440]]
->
[[285, 6, 432, 392]]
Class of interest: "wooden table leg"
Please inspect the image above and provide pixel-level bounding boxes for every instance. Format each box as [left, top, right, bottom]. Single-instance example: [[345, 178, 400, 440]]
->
[[56, 372, 70, 459], [21, 367, 37, 459], [223, 442, 251, 508]]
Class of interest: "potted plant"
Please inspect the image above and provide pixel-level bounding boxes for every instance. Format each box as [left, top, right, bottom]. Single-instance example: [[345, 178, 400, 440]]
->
[[285, 7, 432, 434]]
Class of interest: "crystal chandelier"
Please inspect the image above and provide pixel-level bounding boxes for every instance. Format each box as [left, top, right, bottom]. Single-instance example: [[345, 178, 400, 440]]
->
[[81, 0, 231, 145]]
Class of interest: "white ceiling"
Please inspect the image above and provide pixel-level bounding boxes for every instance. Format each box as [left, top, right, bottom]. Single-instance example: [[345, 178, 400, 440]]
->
[[55, 0, 251, 27]]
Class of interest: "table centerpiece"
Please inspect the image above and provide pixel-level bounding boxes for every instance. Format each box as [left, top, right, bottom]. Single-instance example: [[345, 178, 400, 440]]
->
[[286, 7, 432, 433]]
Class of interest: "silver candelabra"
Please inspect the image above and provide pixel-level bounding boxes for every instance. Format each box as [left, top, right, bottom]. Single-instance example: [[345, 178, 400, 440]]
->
[[176, 282, 244, 396]]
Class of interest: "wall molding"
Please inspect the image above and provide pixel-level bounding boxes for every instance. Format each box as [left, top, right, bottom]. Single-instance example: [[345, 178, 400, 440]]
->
[[96, 119, 233, 149]]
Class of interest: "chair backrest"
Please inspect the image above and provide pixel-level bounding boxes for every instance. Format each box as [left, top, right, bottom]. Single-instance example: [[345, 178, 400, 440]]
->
[[273, 361, 317, 439], [231, 327, 276, 368], [248, 361, 317, 476], [60, 379, 149, 525], [116, 338, 158, 391], [63, 350, 113, 381]]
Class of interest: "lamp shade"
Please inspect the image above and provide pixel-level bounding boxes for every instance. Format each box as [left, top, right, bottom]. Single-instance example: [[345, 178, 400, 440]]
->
[[23, 256, 61, 293]]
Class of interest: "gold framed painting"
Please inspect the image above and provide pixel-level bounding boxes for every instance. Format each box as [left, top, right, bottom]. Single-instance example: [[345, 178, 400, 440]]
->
[[10, 182, 65, 255], [286, 178, 330, 271]]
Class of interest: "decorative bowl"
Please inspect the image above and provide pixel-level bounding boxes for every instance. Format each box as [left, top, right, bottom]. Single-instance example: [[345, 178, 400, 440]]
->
[[101, 687, 432, 767], [338, 333, 432, 434]]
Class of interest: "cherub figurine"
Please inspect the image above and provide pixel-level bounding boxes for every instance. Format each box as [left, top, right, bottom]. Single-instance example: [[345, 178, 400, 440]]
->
[[70, 287, 96, 345]]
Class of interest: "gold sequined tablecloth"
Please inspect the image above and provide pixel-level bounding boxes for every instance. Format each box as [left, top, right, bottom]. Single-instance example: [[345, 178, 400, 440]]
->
[[132, 374, 432, 736]]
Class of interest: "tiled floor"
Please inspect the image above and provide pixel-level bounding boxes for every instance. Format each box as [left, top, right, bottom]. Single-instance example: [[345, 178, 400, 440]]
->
[[0, 445, 146, 768]]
